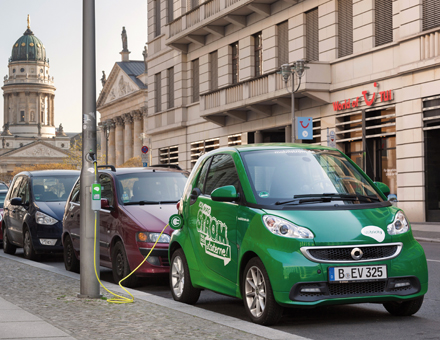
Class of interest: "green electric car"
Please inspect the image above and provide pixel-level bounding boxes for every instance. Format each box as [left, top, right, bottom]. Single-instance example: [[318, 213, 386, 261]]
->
[[168, 144, 428, 325]]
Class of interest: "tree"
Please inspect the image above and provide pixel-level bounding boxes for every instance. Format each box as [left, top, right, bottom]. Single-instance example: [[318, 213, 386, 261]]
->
[[120, 156, 142, 168]]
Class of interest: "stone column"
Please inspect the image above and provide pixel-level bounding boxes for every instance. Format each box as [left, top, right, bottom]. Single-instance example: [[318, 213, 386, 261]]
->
[[46, 94, 51, 125], [36, 93, 41, 126], [123, 113, 133, 162], [99, 124, 106, 162], [108, 120, 116, 166], [254, 130, 263, 143], [115, 116, 124, 166], [133, 110, 143, 158], [3, 94, 8, 126]]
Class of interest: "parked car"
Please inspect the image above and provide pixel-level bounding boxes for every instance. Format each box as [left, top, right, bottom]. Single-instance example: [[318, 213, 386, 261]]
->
[[62, 166, 188, 287], [0, 181, 9, 190], [0, 187, 8, 244], [2, 170, 79, 260], [169, 144, 428, 325]]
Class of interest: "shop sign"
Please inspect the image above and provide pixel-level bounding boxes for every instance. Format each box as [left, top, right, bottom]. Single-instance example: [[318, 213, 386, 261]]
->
[[333, 82, 393, 112]]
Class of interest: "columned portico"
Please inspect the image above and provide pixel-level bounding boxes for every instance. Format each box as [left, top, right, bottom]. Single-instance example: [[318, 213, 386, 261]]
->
[[133, 110, 143, 158], [108, 122, 116, 166], [123, 112, 133, 162], [115, 116, 124, 166]]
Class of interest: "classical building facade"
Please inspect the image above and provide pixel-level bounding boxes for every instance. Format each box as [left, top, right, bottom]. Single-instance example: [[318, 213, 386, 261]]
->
[[146, 0, 440, 222], [0, 17, 70, 177], [97, 28, 148, 166]]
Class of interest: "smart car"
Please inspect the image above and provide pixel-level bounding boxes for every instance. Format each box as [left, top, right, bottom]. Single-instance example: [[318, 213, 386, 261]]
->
[[168, 144, 428, 325], [62, 166, 188, 287], [2, 170, 79, 259]]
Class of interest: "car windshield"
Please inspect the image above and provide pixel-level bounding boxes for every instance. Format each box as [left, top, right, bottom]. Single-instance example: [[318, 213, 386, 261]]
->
[[0, 192, 6, 208], [241, 149, 383, 205], [32, 175, 78, 202], [115, 171, 188, 205], [0, 183, 8, 190]]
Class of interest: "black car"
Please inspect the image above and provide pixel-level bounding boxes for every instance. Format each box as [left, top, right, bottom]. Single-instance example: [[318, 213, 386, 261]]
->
[[2, 170, 79, 260]]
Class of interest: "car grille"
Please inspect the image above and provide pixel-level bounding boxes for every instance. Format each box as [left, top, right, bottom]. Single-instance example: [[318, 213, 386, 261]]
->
[[328, 281, 386, 296], [301, 243, 402, 263], [160, 256, 170, 267]]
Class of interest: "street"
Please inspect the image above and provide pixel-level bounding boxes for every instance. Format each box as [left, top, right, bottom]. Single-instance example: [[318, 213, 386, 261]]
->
[[3, 240, 438, 340]]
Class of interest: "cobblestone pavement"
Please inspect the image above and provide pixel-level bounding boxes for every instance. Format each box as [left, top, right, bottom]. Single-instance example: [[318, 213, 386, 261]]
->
[[0, 256, 268, 340]]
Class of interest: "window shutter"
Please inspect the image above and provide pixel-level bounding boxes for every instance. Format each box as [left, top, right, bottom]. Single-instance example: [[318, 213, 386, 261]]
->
[[231, 43, 239, 84], [192, 59, 199, 102], [338, 0, 353, 58], [423, 0, 440, 31], [168, 67, 174, 109], [210, 51, 218, 91], [278, 21, 289, 67], [155, 0, 161, 36], [375, 0, 393, 46], [155, 73, 162, 112], [306, 8, 319, 61], [168, 0, 173, 23], [254, 32, 263, 77]]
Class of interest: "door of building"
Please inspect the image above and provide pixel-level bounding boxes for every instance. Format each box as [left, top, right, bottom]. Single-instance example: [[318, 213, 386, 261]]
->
[[425, 130, 440, 221]]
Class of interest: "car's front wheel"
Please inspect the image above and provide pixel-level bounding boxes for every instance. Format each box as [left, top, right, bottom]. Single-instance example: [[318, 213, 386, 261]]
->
[[111, 241, 139, 288], [242, 257, 283, 325], [23, 228, 39, 261], [64, 235, 80, 273], [170, 248, 200, 304], [383, 296, 424, 316], [3, 225, 16, 255]]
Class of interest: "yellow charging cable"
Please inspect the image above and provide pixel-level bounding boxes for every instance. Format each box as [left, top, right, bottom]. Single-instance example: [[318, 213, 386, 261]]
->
[[91, 161, 169, 304]]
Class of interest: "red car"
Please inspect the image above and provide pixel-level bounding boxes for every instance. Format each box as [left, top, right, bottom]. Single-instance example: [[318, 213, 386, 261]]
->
[[0, 187, 8, 244], [62, 166, 188, 287]]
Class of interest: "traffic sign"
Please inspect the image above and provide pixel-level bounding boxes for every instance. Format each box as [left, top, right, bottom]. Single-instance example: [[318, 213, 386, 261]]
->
[[141, 146, 149, 154], [143, 162, 148, 167], [297, 117, 313, 140]]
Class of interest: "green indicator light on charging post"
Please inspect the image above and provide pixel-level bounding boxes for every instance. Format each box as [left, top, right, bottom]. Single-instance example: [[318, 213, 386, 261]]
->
[[92, 184, 101, 200]]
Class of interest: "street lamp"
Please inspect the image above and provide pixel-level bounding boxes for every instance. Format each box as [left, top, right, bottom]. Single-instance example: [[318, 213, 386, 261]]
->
[[278, 60, 309, 143]]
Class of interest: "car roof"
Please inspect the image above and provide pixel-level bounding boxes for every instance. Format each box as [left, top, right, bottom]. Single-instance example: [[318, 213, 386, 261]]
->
[[99, 167, 189, 176], [16, 170, 80, 177]]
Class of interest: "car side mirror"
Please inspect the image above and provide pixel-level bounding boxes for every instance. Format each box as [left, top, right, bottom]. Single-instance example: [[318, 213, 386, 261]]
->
[[211, 185, 239, 202], [387, 194, 398, 202], [10, 197, 23, 206], [374, 182, 390, 197], [101, 198, 114, 211]]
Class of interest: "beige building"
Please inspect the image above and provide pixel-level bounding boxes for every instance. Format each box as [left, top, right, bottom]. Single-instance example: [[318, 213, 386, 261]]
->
[[97, 28, 148, 166], [1, 17, 70, 177], [145, 0, 440, 222]]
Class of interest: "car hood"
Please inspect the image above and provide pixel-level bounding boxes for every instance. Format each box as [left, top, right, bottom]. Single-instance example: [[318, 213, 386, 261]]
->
[[123, 204, 177, 233], [263, 206, 399, 245], [36, 201, 67, 221]]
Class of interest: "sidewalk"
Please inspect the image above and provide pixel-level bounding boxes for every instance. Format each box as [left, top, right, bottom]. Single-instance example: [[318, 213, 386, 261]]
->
[[0, 253, 305, 340], [411, 222, 440, 243]]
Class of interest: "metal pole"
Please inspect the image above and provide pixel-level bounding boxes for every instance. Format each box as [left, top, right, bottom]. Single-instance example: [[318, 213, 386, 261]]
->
[[291, 73, 296, 143], [79, 0, 100, 298]]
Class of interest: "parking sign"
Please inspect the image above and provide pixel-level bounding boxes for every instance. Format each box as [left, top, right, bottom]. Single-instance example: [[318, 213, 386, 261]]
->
[[297, 117, 313, 140]]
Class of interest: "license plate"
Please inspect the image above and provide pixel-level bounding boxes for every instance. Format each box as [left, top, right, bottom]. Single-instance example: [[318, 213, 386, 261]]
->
[[329, 265, 387, 283]]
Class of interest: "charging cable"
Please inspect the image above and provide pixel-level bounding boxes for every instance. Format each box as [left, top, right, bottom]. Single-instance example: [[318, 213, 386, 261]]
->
[[90, 159, 169, 304]]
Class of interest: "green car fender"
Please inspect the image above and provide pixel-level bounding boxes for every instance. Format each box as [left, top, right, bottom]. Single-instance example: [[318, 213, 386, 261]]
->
[[169, 227, 200, 274]]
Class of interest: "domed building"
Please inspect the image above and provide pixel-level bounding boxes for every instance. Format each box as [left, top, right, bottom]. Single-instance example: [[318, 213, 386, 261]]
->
[[0, 16, 70, 178]]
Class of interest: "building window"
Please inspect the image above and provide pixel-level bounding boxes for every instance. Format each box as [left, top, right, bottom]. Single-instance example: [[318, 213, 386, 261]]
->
[[423, 0, 440, 31], [155, 73, 162, 113], [168, 0, 173, 23], [210, 51, 218, 91], [192, 59, 199, 102], [168, 67, 174, 109], [277, 21, 288, 67], [375, 0, 393, 46], [228, 134, 242, 146], [155, 0, 161, 37], [231, 42, 239, 84], [190, 138, 220, 167], [159, 145, 179, 165], [254, 32, 263, 77], [20, 111, 25, 122], [306, 8, 319, 61], [338, 0, 353, 58]]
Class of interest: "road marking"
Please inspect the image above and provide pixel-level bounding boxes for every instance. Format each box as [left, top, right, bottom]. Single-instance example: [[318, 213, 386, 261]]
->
[[427, 259, 440, 263]]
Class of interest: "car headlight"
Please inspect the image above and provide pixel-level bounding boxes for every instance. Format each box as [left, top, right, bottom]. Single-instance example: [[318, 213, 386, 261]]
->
[[36, 211, 58, 225], [387, 211, 409, 235], [136, 232, 170, 243], [0, 213, 2, 222], [263, 215, 314, 239]]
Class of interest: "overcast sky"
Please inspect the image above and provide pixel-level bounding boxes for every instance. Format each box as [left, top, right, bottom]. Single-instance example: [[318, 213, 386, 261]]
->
[[0, 0, 147, 132]]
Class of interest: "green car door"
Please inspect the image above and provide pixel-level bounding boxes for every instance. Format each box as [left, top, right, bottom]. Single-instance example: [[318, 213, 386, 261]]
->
[[188, 154, 240, 295]]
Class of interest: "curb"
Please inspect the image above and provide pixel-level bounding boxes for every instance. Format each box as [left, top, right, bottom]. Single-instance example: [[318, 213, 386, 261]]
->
[[414, 237, 440, 243]]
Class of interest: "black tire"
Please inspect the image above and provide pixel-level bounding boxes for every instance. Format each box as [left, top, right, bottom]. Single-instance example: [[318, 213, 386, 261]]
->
[[170, 248, 201, 304], [23, 228, 40, 261], [64, 235, 80, 273], [3, 225, 16, 255], [242, 257, 283, 325], [111, 241, 139, 288], [383, 296, 424, 316]]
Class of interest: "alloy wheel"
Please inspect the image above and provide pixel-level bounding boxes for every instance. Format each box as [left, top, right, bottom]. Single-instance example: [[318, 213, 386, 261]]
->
[[171, 255, 184, 298], [245, 266, 267, 318]]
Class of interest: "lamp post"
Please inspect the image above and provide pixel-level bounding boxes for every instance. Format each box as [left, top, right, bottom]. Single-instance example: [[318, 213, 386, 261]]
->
[[278, 60, 308, 143]]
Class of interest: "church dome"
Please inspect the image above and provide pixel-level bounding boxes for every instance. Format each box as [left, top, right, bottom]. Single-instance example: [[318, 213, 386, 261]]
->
[[11, 28, 46, 62]]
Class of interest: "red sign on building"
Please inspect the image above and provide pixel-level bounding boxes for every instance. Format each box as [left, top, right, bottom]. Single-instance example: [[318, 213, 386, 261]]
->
[[333, 83, 393, 112]]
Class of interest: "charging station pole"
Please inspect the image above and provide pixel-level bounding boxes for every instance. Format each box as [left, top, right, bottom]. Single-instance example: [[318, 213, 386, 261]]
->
[[79, 0, 100, 298]]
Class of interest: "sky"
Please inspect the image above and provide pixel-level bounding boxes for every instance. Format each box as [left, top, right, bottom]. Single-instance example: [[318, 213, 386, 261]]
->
[[0, 0, 147, 133]]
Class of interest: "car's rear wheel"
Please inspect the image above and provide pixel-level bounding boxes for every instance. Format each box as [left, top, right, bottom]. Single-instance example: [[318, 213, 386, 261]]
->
[[23, 228, 39, 261], [383, 296, 424, 316], [64, 235, 80, 273], [3, 225, 16, 255], [243, 257, 283, 325], [111, 241, 139, 288], [170, 248, 200, 304]]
